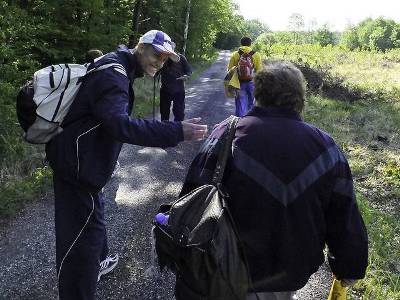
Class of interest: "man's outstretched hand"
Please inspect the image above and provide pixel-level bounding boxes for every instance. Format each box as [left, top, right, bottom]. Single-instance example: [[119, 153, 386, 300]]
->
[[181, 118, 208, 141]]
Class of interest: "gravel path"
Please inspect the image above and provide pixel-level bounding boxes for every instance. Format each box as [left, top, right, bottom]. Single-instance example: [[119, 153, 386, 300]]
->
[[0, 51, 332, 300]]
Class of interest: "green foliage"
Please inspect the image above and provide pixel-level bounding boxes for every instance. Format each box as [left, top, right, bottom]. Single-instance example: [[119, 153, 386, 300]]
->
[[383, 162, 400, 182], [132, 76, 160, 118], [0, 0, 132, 170], [304, 94, 400, 299], [185, 0, 234, 58], [133, 50, 217, 118], [0, 0, 233, 217], [313, 25, 336, 46], [351, 194, 400, 300], [242, 19, 270, 41], [341, 17, 400, 51], [0, 166, 52, 218], [133, 0, 235, 58], [341, 27, 359, 50], [255, 43, 400, 102], [297, 48, 400, 299], [214, 11, 269, 50], [213, 14, 244, 49], [253, 27, 339, 47], [254, 31, 293, 46]]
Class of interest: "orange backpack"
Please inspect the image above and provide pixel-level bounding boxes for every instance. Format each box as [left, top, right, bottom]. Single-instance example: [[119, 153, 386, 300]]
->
[[237, 49, 255, 81]]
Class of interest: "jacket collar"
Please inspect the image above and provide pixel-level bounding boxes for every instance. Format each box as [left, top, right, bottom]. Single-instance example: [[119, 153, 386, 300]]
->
[[115, 45, 144, 80], [247, 105, 302, 121], [238, 46, 253, 53]]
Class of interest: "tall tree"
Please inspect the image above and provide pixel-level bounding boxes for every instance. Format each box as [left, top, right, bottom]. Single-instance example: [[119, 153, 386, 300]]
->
[[341, 17, 400, 51], [288, 13, 304, 44], [182, 0, 191, 55], [313, 24, 335, 46], [130, 0, 144, 47]]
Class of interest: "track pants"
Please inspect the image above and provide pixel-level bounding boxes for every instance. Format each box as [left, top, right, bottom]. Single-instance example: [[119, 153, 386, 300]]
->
[[160, 88, 185, 121], [54, 176, 108, 300]]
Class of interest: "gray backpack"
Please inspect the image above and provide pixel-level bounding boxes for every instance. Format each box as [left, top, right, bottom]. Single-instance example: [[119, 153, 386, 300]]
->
[[16, 62, 126, 144]]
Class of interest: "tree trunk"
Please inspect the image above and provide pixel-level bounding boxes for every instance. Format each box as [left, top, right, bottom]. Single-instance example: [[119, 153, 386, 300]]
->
[[129, 0, 143, 48], [182, 0, 191, 55]]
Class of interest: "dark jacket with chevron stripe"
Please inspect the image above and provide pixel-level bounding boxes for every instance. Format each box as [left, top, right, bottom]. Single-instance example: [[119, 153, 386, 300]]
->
[[181, 106, 368, 292]]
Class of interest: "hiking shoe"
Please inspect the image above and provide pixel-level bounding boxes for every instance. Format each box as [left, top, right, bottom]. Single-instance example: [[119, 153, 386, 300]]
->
[[98, 254, 119, 282]]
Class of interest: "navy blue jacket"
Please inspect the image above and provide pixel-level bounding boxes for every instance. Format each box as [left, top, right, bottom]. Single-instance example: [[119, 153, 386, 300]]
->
[[181, 107, 368, 292], [46, 45, 184, 193]]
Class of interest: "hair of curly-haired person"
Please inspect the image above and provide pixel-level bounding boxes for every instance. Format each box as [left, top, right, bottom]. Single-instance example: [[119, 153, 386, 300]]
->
[[254, 61, 306, 114]]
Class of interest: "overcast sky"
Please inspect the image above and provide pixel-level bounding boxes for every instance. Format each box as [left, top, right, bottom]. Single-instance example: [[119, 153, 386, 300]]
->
[[236, 0, 400, 31]]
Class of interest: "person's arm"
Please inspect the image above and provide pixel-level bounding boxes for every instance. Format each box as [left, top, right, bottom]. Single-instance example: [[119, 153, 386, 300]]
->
[[325, 148, 368, 281], [180, 117, 231, 196], [253, 52, 263, 73], [180, 55, 192, 76], [90, 70, 206, 147]]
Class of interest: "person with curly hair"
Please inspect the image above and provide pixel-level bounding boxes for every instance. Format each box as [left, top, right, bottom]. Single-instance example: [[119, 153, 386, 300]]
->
[[182, 61, 368, 300]]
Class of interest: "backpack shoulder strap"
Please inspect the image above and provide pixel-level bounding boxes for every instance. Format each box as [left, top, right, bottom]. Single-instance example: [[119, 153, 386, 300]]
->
[[87, 63, 127, 77], [212, 116, 240, 184], [238, 49, 255, 58], [214, 116, 259, 300]]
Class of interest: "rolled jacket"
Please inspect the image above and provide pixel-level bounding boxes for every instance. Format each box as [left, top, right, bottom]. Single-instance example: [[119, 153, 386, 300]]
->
[[224, 66, 241, 98]]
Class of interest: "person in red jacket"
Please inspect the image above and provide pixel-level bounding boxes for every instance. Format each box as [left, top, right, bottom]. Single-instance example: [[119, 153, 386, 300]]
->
[[181, 61, 368, 300]]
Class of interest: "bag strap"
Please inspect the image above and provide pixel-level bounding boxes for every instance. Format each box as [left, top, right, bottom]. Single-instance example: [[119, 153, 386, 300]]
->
[[78, 63, 127, 85], [223, 198, 260, 300], [238, 49, 255, 58], [212, 116, 240, 184], [86, 63, 127, 77], [212, 116, 261, 300]]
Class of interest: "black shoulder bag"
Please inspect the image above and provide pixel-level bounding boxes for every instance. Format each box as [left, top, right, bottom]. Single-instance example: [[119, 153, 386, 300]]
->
[[153, 116, 258, 300]]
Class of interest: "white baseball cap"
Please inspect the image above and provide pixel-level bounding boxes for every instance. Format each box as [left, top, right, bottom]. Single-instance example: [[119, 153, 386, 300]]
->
[[139, 30, 180, 62]]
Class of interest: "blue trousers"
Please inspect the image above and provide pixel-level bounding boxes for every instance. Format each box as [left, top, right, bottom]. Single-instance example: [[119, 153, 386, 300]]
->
[[160, 88, 185, 121], [235, 81, 255, 117], [54, 176, 108, 300]]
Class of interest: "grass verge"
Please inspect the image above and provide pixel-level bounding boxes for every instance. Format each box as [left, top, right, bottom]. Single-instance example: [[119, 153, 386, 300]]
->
[[304, 95, 400, 300], [0, 166, 52, 218], [353, 194, 400, 300]]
